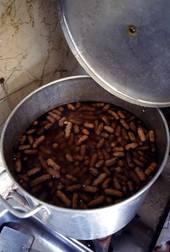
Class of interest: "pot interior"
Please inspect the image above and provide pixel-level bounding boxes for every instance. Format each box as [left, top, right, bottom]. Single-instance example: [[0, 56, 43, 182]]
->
[[1, 76, 169, 193]]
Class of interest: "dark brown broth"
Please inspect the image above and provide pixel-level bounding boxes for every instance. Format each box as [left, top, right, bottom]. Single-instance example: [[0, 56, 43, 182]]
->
[[14, 101, 158, 209]]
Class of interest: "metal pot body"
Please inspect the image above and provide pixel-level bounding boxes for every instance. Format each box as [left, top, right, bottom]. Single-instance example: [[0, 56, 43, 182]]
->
[[1, 76, 169, 240]]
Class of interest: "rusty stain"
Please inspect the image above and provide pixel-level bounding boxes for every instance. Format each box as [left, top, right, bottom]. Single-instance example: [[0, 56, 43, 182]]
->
[[26, 0, 34, 27], [1, 0, 16, 25], [1, 0, 35, 34], [0, 78, 5, 84]]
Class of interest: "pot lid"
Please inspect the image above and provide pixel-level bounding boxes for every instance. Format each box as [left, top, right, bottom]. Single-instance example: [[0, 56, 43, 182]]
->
[[58, 0, 170, 107]]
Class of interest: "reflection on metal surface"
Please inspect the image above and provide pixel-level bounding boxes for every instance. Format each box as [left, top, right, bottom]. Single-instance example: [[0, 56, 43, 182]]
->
[[0, 157, 169, 251], [0, 210, 93, 252], [0, 227, 34, 252], [58, 0, 170, 107], [0, 170, 16, 198]]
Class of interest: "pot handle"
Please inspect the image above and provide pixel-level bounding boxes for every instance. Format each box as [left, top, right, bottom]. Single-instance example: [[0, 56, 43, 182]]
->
[[0, 170, 45, 218], [0, 194, 44, 218]]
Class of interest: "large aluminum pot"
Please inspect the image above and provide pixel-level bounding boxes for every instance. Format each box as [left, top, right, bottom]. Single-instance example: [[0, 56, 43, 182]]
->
[[0, 76, 169, 240]]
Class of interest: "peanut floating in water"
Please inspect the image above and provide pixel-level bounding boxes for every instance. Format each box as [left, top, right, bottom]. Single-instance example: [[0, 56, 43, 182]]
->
[[14, 101, 158, 209]]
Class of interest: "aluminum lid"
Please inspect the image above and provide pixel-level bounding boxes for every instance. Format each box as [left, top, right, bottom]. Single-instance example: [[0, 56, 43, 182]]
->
[[58, 0, 170, 107]]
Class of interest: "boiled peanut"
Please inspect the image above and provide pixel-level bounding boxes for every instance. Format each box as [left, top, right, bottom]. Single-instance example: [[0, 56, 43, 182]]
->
[[47, 158, 61, 170], [83, 185, 98, 193], [27, 167, 41, 176], [26, 129, 36, 134], [128, 131, 137, 142], [66, 184, 82, 192], [95, 122, 104, 135], [65, 153, 74, 162], [100, 115, 110, 125], [117, 110, 126, 119], [89, 153, 98, 167], [46, 115, 56, 123], [20, 135, 27, 145], [121, 128, 129, 141], [52, 109, 62, 116], [113, 176, 121, 190], [148, 130, 155, 143], [48, 111, 60, 120], [87, 196, 106, 208], [76, 135, 88, 145], [127, 180, 135, 192], [24, 149, 38, 155], [33, 135, 45, 148], [105, 189, 123, 197], [15, 158, 22, 173], [95, 159, 104, 168], [105, 158, 117, 166], [102, 178, 112, 189], [135, 167, 147, 181], [145, 162, 157, 175], [83, 122, 94, 129], [47, 168, 60, 179], [56, 190, 71, 208], [138, 126, 146, 142], [104, 126, 114, 133], [65, 122, 73, 138], [96, 138, 105, 149], [59, 117, 67, 126], [102, 104, 110, 111], [107, 110, 120, 120], [67, 103, 76, 110], [74, 124, 80, 134], [18, 144, 31, 150], [30, 174, 51, 187], [72, 192, 79, 208], [66, 174, 77, 182], [92, 173, 107, 186], [120, 119, 129, 130], [125, 143, 138, 150]]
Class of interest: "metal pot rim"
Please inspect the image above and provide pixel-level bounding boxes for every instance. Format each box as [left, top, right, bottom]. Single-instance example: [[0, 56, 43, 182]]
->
[[1, 75, 169, 214]]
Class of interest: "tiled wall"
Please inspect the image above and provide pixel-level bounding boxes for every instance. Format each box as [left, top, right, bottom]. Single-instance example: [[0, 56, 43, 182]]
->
[[0, 0, 85, 133]]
